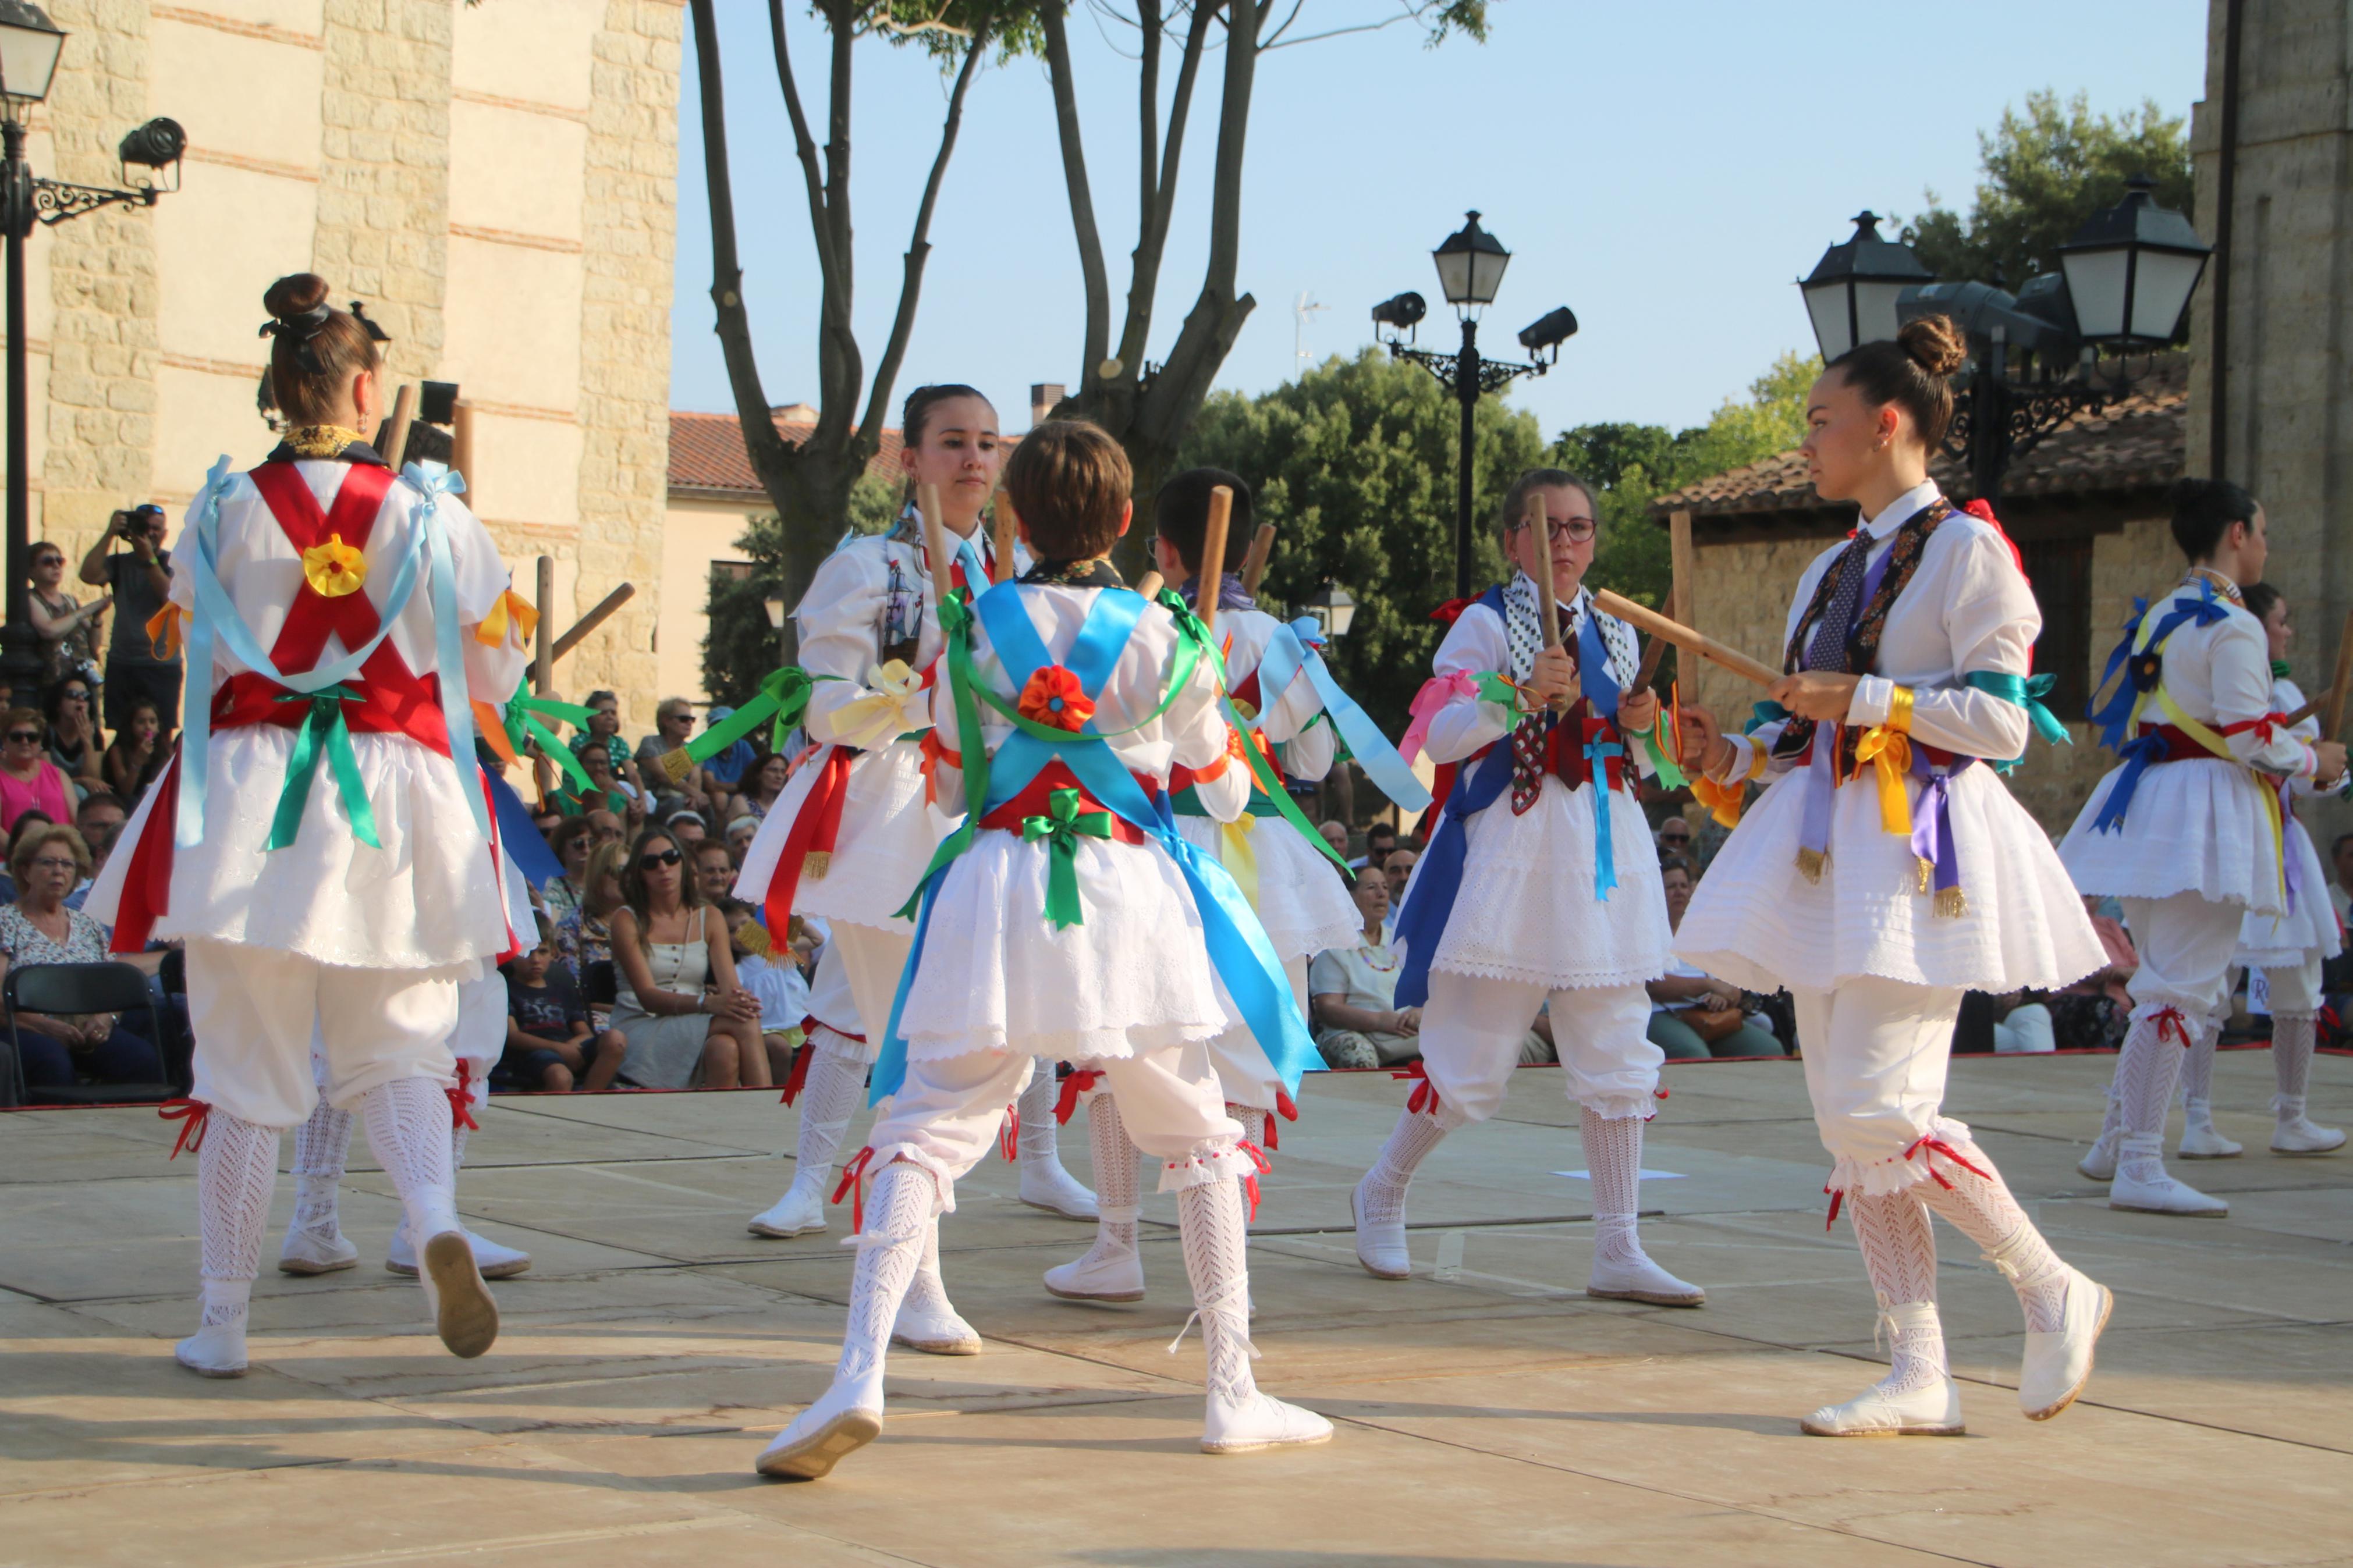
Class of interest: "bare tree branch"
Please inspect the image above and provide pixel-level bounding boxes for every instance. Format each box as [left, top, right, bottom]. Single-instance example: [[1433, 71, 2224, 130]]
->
[[767, 1, 839, 298], [1043, 4, 1113, 383], [817, 1, 863, 447], [860, 22, 994, 448], [690, 0, 792, 494], [1115, 0, 1213, 373]]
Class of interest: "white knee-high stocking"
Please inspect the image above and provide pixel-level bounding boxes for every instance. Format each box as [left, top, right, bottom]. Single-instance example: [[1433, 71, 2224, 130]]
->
[[2113, 1009, 2190, 1182], [1360, 1107, 1448, 1227], [1173, 1175, 1258, 1407], [2180, 1024, 2217, 1106], [1909, 1135, 2070, 1334], [288, 1098, 353, 1247], [793, 1046, 866, 1191], [361, 1078, 459, 1246], [196, 1111, 279, 1327], [1582, 1107, 1646, 1268], [2273, 1010, 2317, 1105], [1016, 1059, 1062, 1167], [837, 1163, 936, 1393], [1845, 1190, 1946, 1394], [1083, 1091, 1141, 1261]]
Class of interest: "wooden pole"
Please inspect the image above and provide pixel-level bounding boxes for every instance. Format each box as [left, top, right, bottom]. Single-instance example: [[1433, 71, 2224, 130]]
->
[[1525, 491, 1566, 712], [1592, 589, 1780, 688], [549, 582, 637, 666], [450, 399, 476, 502], [1240, 521, 1275, 596], [381, 383, 419, 471], [2284, 610, 2353, 731], [1195, 487, 1233, 640], [917, 482, 953, 612], [1134, 569, 1165, 599], [531, 554, 554, 805], [1628, 584, 1677, 696], [991, 490, 1019, 585]]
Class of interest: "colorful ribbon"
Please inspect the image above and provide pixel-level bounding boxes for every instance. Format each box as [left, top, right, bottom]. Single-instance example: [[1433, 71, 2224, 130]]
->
[[663, 665, 832, 782], [1054, 1066, 1104, 1124], [1254, 617, 1432, 812], [267, 686, 378, 850], [1022, 785, 1115, 928], [1965, 670, 2067, 771], [159, 1097, 211, 1160], [828, 659, 927, 751], [1219, 811, 1260, 909], [1398, 670, 1478, 765], [1581, 721, 1623, 901]]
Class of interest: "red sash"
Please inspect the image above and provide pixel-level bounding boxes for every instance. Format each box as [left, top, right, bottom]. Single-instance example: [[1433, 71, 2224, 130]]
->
[[977, 760, 1151, 845]]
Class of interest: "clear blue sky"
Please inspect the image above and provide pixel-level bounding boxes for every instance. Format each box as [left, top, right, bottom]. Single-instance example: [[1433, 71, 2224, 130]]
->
[[669, 2, 2209, 440]]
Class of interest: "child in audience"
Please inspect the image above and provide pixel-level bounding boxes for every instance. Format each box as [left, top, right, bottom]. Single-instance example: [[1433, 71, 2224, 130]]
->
[[503, 923, 599, 1091], [723, 899, 811, 1082]]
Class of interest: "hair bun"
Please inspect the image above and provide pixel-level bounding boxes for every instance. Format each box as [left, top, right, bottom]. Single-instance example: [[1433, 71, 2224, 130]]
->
[[1898, 314, 1967, 378], [261, 272, 331, 322]]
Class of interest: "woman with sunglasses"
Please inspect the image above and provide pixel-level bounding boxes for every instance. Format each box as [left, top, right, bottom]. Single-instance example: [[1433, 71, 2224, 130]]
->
[[602, 828, 765, 1090], [24, 540, 106, 690], [0, 708, 75, 838], [82, 273, 531, 1378], [1357, 468, 1699, 1310]]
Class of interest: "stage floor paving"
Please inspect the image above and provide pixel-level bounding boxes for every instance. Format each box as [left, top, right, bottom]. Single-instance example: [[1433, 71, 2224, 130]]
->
[[2, 1048, 2347, 1567]]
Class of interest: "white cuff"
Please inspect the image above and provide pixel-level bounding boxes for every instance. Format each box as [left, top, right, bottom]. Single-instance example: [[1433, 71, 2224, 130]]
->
[[1848, 674, 1894, 729], [1712, 733, 1755, 784]]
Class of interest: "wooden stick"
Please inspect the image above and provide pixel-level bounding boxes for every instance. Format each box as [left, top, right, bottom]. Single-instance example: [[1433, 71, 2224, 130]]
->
[[1525, 492, 1567, 712], [381, 383, 419, 471], [1196, 487, 1233, 640], [450, 399, 476, 499], [531, 556, 555, 804], [1591, 589, 1781, 688], [1240, 522, 1275, 596], [1627, 584, 1677, 696], [548, 582, 636, 665], [2285, 610, 2353, 731], [1134, 569, 1165, 600], [917, 482, 953, 613], [991, 491, 1020, 585]]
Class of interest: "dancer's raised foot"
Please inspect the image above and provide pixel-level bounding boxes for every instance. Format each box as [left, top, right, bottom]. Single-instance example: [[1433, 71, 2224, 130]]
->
[[2019, 1267, 2111, 1420], [756, 1377, 885, 1480], [748, 1174, 830, 1238], [418, 1231, 499, 1359], [1351, 1178, 1409, 1279]]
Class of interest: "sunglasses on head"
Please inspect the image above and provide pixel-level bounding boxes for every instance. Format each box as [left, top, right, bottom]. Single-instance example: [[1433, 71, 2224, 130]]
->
[[638, 847, 683, 869]]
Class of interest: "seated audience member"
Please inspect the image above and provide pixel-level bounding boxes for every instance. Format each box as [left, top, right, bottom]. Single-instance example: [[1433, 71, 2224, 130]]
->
[[585, 807, 628, 849], [1648, 859, 1782, 1059], [571, 688, 637, 784], [1316, 819, 1350, 862], [100, 696, 166, 805], [667, 808, 709, 845], [0, 710, 76, 837], [1310, 870, 1529, 1069], [693, 837, 736, 903], [541, 816, 593, 920], [636, 698, 714, 816], [43, 677, 104, 789], [1380, 847, 1418, 933], [726, 814, 760, 865], [73, 792, 126, 868], [68, 822, 122, 911], [501, 922, 600, 1091], [1655, 815, 1695, 861], [0, 824, 165, 1092], [553, 840, 627, 1016], [740, 751, 790, 821], [698, 705, 755, 817], [2045, 894, 2138, 1051], [1348, 821, 1397, 872], [721, 901, 811, 1082], [591, 827, 765, 1091], [560, 742, 643, 823]]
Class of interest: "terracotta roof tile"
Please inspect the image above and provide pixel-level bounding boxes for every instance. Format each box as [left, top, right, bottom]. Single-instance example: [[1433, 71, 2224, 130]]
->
[[667, 411, 907, 498], [1651, 355, 2188, 521]]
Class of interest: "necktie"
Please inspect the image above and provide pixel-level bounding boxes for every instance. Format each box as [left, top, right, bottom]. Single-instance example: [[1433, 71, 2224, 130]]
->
[[1804, 533, 1874, 674]]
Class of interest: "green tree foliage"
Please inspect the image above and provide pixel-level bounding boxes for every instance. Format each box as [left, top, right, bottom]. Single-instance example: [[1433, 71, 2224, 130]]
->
[[1554, 350, 1817, 609], [702, 472, 901, 704], [1900, 90, 2193, 289], [1174, 349, 1544, 740]]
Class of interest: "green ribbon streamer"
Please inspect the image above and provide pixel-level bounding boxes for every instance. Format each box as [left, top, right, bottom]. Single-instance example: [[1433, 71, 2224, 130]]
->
[[896, 592, 990, 921], [691, 666, 832, 762], [1965, 670, 2070, 774], [495, 680, 595, 791], [1641, 721, 1689, 790], [269, 687, 377, 851], [1475, 671, 1526, 711], [1022, 786, 1114, 927]]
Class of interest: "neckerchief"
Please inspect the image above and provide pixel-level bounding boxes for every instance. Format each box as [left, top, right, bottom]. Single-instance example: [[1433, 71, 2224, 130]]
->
[[1179, 572, 1255, 613], [265, 436, 388, 468], [1021, 557, 1123, 589], [1503, 579, 1640, 814], [1776, 497, 1953, 759], [2272, 658, 2294, 680]]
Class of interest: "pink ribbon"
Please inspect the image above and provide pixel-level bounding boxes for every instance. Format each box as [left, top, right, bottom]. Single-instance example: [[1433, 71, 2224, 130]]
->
[[1399, 671, 1479, 765]]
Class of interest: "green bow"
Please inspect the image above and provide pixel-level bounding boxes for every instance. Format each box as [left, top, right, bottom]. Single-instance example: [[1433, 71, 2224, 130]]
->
[[660, 665, 832, 783], [270, 687, 377, 851], [503, 680, 595, 791], [1021, 786, 1113, 928], [1966, 670, 2070, 773]]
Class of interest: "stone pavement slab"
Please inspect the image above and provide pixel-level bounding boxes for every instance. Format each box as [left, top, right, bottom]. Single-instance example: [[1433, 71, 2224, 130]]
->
[[0, 1049, 2344, 1567]]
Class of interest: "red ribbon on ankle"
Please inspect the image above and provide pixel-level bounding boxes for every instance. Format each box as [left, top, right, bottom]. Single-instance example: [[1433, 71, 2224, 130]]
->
[[999, 1104, 1020, 1162], [1053, 1067, 1103, 1125], [1901, 1134, 1992, 1192], [1823, 1183, 1844, 1232], [1238, 1140, 1273, 1222], [832, 1145, 875, 1232], [159, 1097, 211, 1160], [1392, 1061, 1441, 1117], [448, 1062, 480, 1132], [778, 1036, 812, 1106]]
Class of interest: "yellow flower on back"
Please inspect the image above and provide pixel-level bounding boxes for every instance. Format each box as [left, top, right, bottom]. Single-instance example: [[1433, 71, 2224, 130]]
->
[[302, 533, 367, 599]]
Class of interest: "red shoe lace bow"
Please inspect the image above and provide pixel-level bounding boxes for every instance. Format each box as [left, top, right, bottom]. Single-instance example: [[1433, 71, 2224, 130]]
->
[[831, 1146, 876, 1232], [2153, 1006, 2192, 1050], [1392, 1061, 1441, 1117], [159, 1097, 211, 1160], [1901, 1133, 1992, 1192], [448, 1062, 481, 1132], [1238, 1140, 1273, 1222], [999, 1105, 1020, 1162], [1054, 1068, 1103, 1125]]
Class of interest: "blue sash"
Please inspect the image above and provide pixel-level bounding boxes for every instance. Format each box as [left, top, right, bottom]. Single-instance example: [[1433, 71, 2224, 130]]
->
[[871, 582, 1319, 1103], [1253, 617, 1432, 812]]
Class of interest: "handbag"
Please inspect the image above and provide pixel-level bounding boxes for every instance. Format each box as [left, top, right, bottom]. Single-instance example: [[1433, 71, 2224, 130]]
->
[[1684, 1004, 1745, 1044]]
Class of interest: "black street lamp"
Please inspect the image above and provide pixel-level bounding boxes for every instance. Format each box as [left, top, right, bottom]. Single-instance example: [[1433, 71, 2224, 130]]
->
[[1375, 212, 1576, 599], [1798, 177, 2209, 509], [0, 0, 183, 689]]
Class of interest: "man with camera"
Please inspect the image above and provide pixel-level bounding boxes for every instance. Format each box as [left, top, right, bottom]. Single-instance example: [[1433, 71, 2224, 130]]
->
[[79, 503, 179, 734]]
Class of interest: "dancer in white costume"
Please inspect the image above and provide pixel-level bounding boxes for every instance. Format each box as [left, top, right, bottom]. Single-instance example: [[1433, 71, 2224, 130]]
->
[[1674, 318, 2111, 1437], [1353, 468, 1697, 1307], [731, 387, 1092, 1351], [756, 422, 1329, 1479], [88, 275, 528, 1376], [2079, 581, 2345, 1171], [279, 842, 541, 1281], [2062, 490, 2350, 1216], [1046, 468, 1375, 1305]]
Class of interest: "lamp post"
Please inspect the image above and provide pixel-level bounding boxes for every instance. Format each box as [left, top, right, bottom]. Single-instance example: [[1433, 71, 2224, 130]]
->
[[1300, 581, 1355, 639], [1797, 178, 2209, 509], [0, 1, 183, 689], [1375, 212, 1577, 599]]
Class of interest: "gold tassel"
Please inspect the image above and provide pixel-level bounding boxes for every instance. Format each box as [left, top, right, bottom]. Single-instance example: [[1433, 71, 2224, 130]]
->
[[658, 746, 694, 783], [1915, 856, 1933, 894], [736, 920, 772, 957], [1795, 847, 1826, 883], [803, 851, 832, 880], [1935, 885, 1968, 919]]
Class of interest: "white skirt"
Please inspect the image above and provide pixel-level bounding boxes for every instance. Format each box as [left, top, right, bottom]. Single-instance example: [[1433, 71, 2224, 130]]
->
[[1676, 762, 2102, 994], [896, 829, 1226, 1062], [1175, 812, 1359, 962], [2237, 815, 2341, 968], [87, 728, 507, 970], [736, 739, 945, 934], [1422, 776, 1670, 991], [2059, 757, 2287, 915]]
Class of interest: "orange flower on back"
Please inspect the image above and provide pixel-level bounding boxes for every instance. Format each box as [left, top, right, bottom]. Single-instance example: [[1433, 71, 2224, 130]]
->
[[1018, 664, 1094, 732]]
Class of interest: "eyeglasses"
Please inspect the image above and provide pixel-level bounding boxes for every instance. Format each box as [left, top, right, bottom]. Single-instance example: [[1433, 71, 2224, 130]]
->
[[61, 691, 87, 704], [1514, 515, 1599, 544], [28, 856, 77, 873], [638, 848, 683, 870], [31, 555, 59, 567], [1659, 832, 1691, 845], [5, 730, 39, 744]]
